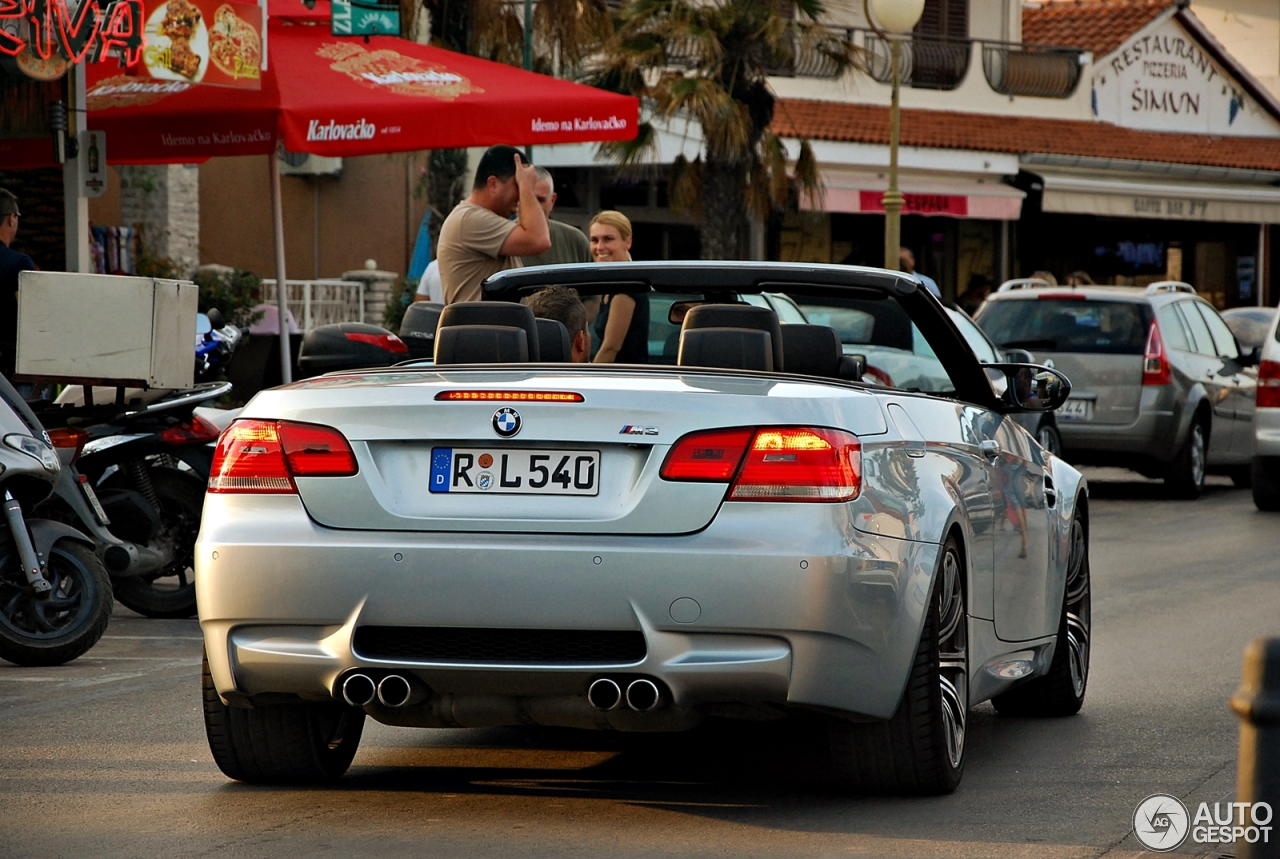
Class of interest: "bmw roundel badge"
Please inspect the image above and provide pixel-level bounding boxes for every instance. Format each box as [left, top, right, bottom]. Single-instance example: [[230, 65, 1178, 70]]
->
[[492, 407, 521, 438]]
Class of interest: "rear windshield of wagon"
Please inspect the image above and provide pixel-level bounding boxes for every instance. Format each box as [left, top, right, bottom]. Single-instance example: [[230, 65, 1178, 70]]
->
[[978, 298, 1151, 355]]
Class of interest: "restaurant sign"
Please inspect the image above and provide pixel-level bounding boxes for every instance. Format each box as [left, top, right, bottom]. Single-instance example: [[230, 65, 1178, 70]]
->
[[1091, 15, 1278, 137], [0, 0, 260, 88]]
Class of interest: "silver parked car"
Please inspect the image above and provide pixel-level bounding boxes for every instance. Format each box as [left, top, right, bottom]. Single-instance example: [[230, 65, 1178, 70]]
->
[[1251, 307, 1280, 510], [197, 262, 1090, 795], [977, 281, 1259, 498]]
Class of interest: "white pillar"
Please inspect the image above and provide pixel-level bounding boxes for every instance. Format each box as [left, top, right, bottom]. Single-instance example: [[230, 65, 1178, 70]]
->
[[62, 65, 90, 273]]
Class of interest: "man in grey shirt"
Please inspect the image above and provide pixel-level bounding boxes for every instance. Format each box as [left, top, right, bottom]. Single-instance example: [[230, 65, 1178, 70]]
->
[[522, 167, 591, 268], [437, 145, 551, 304]]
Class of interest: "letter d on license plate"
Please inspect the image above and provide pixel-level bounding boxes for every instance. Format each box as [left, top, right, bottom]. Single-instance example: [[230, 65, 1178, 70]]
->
[[430, 447, 600, 496]]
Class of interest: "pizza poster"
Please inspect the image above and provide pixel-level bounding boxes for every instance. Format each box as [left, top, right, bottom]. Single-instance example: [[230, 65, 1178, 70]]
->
[[127, 0, 264, 89]]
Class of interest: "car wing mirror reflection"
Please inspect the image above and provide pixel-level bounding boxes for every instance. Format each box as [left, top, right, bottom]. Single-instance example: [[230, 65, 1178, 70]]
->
[[982, 363, 1072, 413]]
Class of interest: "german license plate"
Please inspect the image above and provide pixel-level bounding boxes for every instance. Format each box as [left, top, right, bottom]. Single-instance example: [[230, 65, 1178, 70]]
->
[[1057, 398, 1094, 422], [429, 448, 600, 495]]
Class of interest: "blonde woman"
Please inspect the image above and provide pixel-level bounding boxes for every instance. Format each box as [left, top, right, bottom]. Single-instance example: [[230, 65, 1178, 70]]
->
[[590, 211, 649, 364]]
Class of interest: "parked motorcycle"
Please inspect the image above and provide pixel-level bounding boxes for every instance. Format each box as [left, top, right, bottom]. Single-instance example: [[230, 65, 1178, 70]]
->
[[34, 381, 230, 619], [0, 374, 111, 666]]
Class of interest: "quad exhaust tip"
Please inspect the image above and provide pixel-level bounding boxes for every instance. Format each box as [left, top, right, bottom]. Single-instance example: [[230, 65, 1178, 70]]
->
[[377, 675, 413, 708], [587, 678, 622, 711], [625, 679, 661, 712], [341, 673, 377, 708]]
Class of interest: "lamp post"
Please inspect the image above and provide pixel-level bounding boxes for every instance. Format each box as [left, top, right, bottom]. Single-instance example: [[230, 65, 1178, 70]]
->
[[866, 0, 925, 271]]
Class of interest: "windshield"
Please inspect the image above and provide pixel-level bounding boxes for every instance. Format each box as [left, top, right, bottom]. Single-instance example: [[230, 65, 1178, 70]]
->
[[947, 309, 999, 363], [977, 299, 1150, 355], [795, 296, 957, 393]]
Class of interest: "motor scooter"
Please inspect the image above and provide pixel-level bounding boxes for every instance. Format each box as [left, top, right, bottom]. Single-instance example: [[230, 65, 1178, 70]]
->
[[0, 374, 111, 666]]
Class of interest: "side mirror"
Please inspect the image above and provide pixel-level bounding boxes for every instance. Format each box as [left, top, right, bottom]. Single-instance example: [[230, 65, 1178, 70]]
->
[[983, 363, 1072, 412]]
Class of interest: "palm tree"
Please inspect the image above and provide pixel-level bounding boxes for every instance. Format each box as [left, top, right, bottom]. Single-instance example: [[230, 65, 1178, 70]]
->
[[591, 0, 858, 259]]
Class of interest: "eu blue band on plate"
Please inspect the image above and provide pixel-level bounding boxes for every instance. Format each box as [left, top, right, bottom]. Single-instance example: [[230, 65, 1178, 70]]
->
[[430, 448, 452, 493]]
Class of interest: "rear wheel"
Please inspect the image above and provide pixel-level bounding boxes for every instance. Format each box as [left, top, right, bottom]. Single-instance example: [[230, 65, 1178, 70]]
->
[[202, 650, 365, 783], [1164, 416, 1207, 499], [1254, 457, 1280, 512], [824, 535, 967, 794], [0, 541, 112, 666], [992, 510, 1090, 717], [110, 467, 203, 618]]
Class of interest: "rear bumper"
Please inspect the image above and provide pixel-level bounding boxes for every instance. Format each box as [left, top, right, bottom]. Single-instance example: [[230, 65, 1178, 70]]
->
[[1058, 409, 1177, 456], [196, 495, 940, 724], [1256, 407, 1280, 458]]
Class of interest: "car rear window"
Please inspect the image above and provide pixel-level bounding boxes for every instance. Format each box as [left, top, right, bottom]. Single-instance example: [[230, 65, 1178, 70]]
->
[[978, 299, 1150, 355]]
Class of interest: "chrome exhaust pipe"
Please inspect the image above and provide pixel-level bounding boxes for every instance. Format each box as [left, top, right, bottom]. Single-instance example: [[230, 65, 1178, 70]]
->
[[625, 678, 661, 712], [587, 678, 622, 711], [377, 674, 413, 708], [341, 673, 377, 707]]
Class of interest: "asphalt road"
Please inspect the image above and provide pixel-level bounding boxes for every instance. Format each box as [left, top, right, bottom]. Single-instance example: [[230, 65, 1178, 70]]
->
[[2, 470, 1276, 859]]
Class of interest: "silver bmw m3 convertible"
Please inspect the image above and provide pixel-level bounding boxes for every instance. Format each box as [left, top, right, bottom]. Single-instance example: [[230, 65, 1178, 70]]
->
[[197, 262, 1090, 795]]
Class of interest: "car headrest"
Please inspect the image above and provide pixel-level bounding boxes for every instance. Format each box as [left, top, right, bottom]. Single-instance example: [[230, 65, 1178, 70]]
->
[[682, 304, 783, 371], [398, 302, 444, 360], [780, 324, 843, 378], [535, 318, 572, 362], [677, 328, 774, 372], [437, 301, 540, 361], [434, 325, 529, 364]]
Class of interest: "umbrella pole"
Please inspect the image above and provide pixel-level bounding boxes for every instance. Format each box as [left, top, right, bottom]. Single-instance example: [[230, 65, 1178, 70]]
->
[[269, 154, 292, 385]]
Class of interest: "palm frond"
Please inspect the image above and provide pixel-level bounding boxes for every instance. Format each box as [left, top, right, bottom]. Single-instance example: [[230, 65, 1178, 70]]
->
[[794, 138, 824, 211], [596, 120, 661, 169], [668, 154, 703, 214]]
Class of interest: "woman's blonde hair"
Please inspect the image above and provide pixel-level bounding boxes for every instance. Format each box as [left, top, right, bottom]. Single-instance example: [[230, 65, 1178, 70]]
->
[[589, 210, 632, 240]]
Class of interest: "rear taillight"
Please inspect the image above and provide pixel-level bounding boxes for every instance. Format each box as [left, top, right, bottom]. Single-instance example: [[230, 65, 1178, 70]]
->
[[1259, 360, 1280, 409], [47, 427, 89, 462], [661, 427, 861, 502], [345, 331, 408, 354], [208, 419, 357, 494], [160, 414, 222, 445], [1142, 320, 1171, 386]]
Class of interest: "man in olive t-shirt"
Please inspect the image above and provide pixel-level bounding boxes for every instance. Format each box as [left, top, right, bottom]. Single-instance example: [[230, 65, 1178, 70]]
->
[[437, 146, 551, 304], [522, 167, 591, 268]]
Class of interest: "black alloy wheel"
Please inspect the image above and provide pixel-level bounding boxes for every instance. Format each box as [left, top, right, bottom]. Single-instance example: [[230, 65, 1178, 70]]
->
[[0, 541, 112, 666]]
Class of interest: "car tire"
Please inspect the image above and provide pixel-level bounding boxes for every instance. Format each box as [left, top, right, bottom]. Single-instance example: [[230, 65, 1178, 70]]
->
[[202, 650, 365, 783], [824, 535, 967, 795], [992, 510, 1090, 717], [1254, 457, 1280, 512], [1036, 422, 1063, 460], [1164, 414, 1207, 500], [1229, 466, 1253, 489]]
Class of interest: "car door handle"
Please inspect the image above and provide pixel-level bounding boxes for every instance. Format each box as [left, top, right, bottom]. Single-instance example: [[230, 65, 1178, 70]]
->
[[979, 439, 1000, 459]]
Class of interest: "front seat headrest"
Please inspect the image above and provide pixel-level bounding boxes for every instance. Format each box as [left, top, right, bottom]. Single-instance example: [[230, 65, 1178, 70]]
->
[[780, 324, 843, 378], [682, 304, 783, 371], [535, 318, 572, 362], [437, 301, 541, 362]]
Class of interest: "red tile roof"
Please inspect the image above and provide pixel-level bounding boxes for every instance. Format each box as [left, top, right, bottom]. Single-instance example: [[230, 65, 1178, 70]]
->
[[1022, 0, 1173, 55], [770, 99, 1280, 172]]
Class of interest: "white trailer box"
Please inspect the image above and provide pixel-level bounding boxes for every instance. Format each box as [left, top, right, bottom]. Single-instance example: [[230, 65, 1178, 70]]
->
[[15, 272, 198, 389]]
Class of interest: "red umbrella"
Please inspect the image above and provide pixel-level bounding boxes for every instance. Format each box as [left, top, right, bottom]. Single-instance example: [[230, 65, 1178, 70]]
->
[[78, 1, 637, 381]]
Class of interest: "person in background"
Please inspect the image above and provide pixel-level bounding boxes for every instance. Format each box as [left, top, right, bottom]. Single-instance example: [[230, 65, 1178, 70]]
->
[[525, 286, 590, 363], [436, 145, 550, 304], [899, 246, 940, 298], [1065, 270, 1095, 287], [590, 210, 649, 364], [1031, 270, 1059, 286], [522, 166, 599, 322], [414, 258, 443, 303], [0, 188, 34, 378], [958, 274, 993, 316]]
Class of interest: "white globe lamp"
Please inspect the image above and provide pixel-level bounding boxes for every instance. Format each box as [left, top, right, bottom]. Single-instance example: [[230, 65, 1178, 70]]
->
[[868, 0, 926, 35]]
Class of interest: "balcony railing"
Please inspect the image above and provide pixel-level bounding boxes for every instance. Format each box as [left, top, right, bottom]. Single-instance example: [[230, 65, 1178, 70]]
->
[[260, 279, 365, 332], [767, 28, 855, 79], [862, 30, 971, 91], [982, 41, 1085, 98]]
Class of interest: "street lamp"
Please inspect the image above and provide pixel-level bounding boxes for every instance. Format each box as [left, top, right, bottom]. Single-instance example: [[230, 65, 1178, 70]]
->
[[865, 0, 926, 271]]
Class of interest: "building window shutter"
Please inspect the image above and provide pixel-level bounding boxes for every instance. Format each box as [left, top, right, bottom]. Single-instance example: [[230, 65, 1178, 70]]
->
[[915, 0, 968, 41]]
